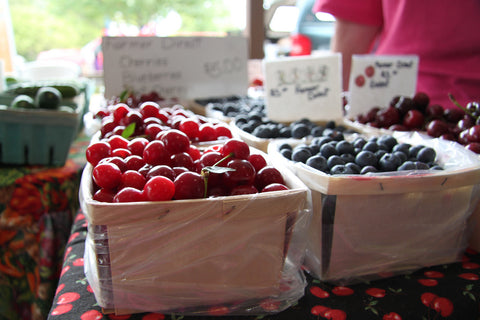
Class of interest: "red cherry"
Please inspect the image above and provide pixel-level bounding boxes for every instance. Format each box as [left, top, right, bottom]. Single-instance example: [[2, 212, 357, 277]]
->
[[188, 145, 201, 161], [147, 165, 176, 181], [323, 308, 347, 320], [463, 262, 480, 269], [377, 107, 401, 128], [120, 170, 146, 190], [108, 135, 129, 150], [383, 312, 402, 320], [458, 273, 479, 280], [425, 104, 444, 119], [311, 305, 330, 316], [124, 155, 146, 171], [170, 152, 195, 172], [161, 129, 190, 154], [111, 148, 132, 159], [355, 75, 366, 87], [214, 124, 233, 139], [421, 292, 437, 307], [113, 187, 146, 202], [221, 139, 250, 160], [467, 125, 480, 143], [331, 286, 354, 296], [432, 297, 454, 317], [143, 176, 175, 201], [223, 159, 256, 187], [402, 109, 425, 129], [426, 120, 450, 137], [310, 286, 330, 298], [365, 65, 375, 77], [418, 278, 438, 287], [112, 103, 130, 123], [424, 270, 444, 278], [92, 162, 122, 189], [92, 188, 116, 203], [255, 166, 285, 191], [261, 183, 289, 192], [365, 287, 386, 298], [248, 154, 268, 172], [179, 118, 200, 139], [139, 101, 160, 119], [145, 123, 164, 140], [86, 141, 112, 166], [127, 137, 149, 156], [143, 140, 171, 166], [198, 123, 217, 142], [174, 171, 205, 200], [230, 184, 258, 195]]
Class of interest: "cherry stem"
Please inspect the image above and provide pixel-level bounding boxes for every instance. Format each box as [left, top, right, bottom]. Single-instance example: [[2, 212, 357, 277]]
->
[[449, 93, 477, 120], [200, 152, 235, 198]]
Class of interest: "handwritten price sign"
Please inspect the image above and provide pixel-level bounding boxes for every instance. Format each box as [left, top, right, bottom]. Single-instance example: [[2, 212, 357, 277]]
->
[[102, 36, 249, 99], [347, 54, 419, 118], [263, 54, 343, 122]]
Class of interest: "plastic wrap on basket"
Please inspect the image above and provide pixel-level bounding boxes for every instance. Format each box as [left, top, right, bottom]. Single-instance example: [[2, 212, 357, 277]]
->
[[268, 131, 480, 285], [80, 147, 312, 316]]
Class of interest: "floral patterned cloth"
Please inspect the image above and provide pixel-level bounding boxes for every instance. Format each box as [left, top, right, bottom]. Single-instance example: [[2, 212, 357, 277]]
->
[[48, 209, 480, 320], [0, 137, 88, 320]]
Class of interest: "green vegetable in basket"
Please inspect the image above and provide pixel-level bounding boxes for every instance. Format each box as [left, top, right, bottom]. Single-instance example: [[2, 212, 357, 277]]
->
[[10, 94, 36, 109], [35, 86, 62, 109]]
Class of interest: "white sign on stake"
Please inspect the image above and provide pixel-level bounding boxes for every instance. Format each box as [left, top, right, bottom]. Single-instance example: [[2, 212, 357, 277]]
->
[[102, 36, 249, 99], [263, 54, 343, 122], [347, 54, 419, 118]]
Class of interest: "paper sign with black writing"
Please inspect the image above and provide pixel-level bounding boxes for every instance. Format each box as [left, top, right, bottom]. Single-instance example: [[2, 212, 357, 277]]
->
[[347, 54, 419, 118], [102, 36, 249, 99], [263, 54, 342, 122]]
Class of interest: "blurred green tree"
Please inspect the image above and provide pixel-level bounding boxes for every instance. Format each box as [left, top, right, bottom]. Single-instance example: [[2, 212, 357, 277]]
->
[[9, 0, 239, 61]]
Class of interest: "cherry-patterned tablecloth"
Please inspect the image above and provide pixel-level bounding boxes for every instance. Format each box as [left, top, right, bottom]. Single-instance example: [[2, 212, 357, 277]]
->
[[0, 137, 89, 320], [48, 208, 480, 320]]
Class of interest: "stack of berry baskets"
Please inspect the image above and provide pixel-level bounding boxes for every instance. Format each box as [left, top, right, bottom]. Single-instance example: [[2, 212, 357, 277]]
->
[[267, 130, 480, 284], [80, 99, 312, 316]]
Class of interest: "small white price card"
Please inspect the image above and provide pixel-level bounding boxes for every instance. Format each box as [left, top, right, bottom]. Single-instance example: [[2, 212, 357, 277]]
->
[[102, 36, 249, 99], [263, 54, 343, 122], [347, 54, 419, 118]]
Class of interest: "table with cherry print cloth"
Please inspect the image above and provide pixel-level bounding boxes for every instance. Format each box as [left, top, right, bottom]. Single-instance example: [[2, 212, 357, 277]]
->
[[48, 208, 480, 320]]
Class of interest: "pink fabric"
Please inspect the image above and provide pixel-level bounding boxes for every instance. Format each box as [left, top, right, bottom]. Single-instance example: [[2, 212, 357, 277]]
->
[[314, 0, 480, 108]]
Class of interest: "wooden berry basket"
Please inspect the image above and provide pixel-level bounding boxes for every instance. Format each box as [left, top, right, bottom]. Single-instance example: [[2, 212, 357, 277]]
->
[[268, 132, 480, 284], [80, 148, 310, 315]]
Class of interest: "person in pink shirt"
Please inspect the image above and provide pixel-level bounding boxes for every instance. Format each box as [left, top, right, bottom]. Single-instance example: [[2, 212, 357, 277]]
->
[[313, 0, 480, 109]]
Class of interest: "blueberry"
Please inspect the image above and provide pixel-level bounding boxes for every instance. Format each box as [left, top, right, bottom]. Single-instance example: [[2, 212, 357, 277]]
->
[[292, 147, 312, 163], [306, 155, 328, 172], [311, 126, 325, 137], [355, 150, 378, 167], [378, 153, 402, 171], [280, 149, 292, 160], [247, 111, 263, 122], [279, 143, 293, 151], [330, 164, 355, 175], [325, 120, 336, 129], [336, 140, 355, 155], [346, 162, 361, 174], [279, 127, 292, 138], [308, 143, 320, 155], [353, 137, 367, 149], [320, 143, 338, 158], [327, 155, 346, 169], [392, 142, 411, 155], [397, 161, 417, 171], [393, 151, 407, 163], [414, 161, 430, 170], [377, 135, 398, 151], [408, 144, 425, 158], [252, 125, 272, 138], [340, 153, 355, 163], [312, 136, 332, 147], [363, 141, 379, 153], [416, 147, 436, 163], [375, 149, 387, 159], [291, 123, 311, 139], [360, 165, 378, 174]]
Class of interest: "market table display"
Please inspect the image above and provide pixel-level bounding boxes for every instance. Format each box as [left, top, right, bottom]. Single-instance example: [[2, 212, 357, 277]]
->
[[48, 208, 480, 320], [0, 136, 89, 320]]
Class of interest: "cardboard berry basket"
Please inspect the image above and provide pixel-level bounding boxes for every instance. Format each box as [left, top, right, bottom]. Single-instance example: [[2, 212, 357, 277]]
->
[[80, 148, 311, 316], [268, 132, 480, 285]]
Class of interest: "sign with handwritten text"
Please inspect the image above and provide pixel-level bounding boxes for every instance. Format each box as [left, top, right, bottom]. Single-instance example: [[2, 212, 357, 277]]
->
[[347, 54, 419, 118], [263, 54, 343, 122], [102, 36, 249, 99]]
